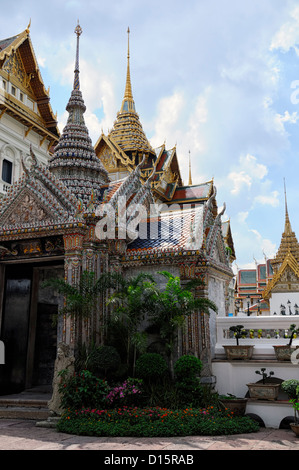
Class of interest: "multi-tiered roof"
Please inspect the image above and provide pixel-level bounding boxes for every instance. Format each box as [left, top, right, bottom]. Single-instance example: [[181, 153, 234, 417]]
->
[[49, 22, 109, 206], [263, 183, 299, 299]]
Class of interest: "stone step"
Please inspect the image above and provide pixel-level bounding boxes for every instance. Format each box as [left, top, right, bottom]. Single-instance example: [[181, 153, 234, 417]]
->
[[0, 398, 49, 408], [0, 406, 50, 420], [0, 389, 51, 420]]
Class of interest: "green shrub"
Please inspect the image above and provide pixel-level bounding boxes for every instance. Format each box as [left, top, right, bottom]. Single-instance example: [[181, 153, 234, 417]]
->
[[86, 345, 121, 377], [58, 369, 110, 411], [174, 355, 203, 408], [135, 353, 168, 382], [281, 379, 299, 399], [174, 355, 202, 380]]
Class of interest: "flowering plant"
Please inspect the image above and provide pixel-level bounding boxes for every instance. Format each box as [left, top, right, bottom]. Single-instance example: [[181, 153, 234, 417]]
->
[[106, 378, 143, 407]]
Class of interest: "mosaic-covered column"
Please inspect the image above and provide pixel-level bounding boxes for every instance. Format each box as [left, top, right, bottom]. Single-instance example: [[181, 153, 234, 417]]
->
[[180, 262, 213, 378], [62, 232, 84, 351], [81, 217, 110, 346]]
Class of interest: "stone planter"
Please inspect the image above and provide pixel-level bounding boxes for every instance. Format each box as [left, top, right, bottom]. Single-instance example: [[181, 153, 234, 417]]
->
[[219, 397, 248, 416], [290, 423, 299, 437], [223, 345, 254, 360], [246, 383, 280, 400], [273, 345, 299, 362]]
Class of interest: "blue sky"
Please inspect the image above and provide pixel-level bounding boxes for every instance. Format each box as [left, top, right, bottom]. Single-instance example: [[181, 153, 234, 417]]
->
[[2, 0, 299, 270]]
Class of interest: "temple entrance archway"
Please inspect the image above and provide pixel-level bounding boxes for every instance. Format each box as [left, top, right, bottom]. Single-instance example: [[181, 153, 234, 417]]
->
[[0, 260, 64, 395]]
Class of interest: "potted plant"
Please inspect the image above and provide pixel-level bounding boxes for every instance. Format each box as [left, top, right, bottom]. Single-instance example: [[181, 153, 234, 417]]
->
[[223, 325, 254, 360], [218, 393, 248, 416], [281, 379, 299, 437], [273, 324, 299, 361], [247, 368, 280, 400]]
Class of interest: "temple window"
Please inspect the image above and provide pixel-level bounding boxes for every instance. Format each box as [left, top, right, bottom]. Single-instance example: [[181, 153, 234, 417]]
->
[[2, 159, 12, 184]]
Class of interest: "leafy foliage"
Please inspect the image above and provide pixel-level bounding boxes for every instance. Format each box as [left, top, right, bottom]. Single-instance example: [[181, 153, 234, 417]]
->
[[174, 355, 203, 408], [135, 353, 168, 382], [174, 355, 202, 379], [42, 270, 120, 319], [57, 405, 260, 437], [282, 379, 299, 424], [148, 271, 217, 375], [58, 369, 110, 410], [107, 273, 159, 371], [229, 325, 248, 345]]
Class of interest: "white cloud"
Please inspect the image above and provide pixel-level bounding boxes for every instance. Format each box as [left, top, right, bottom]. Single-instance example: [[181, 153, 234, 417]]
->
[[150, 91, 185, 148], [270, 6, 299, 52], [229, 171, 252, 195], [237, 211, 249, 223], [228, 154, 268, 195], [37, 56, 46, 68], [254, 191, 280, 207], [274, 111, 298, 134]]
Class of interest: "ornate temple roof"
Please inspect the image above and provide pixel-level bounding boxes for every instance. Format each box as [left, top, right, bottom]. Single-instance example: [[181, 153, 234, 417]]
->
[[106, 28, 154, 156], [271, 185, 299, 270], [127, 205, 204, 253], [48, 23, 109, 206], [0, 146, 84, 240], [0, 22, 60, 149], [262, 184, 299, 299]]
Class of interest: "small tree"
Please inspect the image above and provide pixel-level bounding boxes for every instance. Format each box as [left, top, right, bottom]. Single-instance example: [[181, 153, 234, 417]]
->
[[148, 271, 217, 377], [282, 380, 299, 424], [42, 270, 118, 320], [255, 368, 274, 384], [229, 325, 248, 345], [288, 324, 299, 346], [107, 273, 159, 374]]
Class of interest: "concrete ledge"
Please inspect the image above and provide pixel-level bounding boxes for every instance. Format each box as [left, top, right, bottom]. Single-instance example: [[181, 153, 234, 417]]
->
[[246, 400, 294, 429]]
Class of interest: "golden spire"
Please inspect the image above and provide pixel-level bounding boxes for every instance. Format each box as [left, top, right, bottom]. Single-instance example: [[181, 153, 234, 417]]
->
[[284, 178, 292, 235], [271, 179, 299, 270], [188, 150, 193, 185], [120, 27, 136, 113]]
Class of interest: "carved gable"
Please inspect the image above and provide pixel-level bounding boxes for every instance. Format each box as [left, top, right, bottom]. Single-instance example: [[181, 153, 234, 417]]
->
[[1, 190, 54, 226], [2, 49, 33, 93]]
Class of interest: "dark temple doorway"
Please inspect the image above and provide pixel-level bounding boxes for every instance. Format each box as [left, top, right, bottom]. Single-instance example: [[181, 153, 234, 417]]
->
[[0, 261, 64, 395]]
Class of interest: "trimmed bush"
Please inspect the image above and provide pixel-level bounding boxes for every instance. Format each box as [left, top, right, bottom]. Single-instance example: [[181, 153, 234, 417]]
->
[[174, 355, 203, 408], [174, 355, 202, 379], [135, 353, 168, 382], [87, 345, 121, 377]]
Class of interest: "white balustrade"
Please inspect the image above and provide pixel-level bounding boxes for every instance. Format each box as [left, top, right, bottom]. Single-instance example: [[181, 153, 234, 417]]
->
[[214, 315, 299, 360]]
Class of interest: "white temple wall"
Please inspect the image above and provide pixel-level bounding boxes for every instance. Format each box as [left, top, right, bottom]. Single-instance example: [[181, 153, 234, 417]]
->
[[0, 112, 52, 195], [270, 291, 299, 316]]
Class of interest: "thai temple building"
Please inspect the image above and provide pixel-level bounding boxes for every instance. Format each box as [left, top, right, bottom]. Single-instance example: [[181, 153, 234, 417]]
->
[[0, 23, 235, 397], [262, 186, 299, 316], [235, 261, 272, 315], [0, 21, 60, 192], [234, 185, 299, 317]]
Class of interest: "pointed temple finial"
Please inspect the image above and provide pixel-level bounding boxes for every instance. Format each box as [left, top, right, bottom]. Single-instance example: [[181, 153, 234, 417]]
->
[[121, 27, 135, 112], [26, 19, 31, 33], [188, 150, 193, 186], [284, 178, 292, 235], [74, 20, 82, 91]]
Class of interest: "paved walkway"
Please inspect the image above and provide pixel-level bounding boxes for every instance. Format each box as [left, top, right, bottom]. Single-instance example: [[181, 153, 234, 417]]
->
[[0, 419, 298, 451]]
